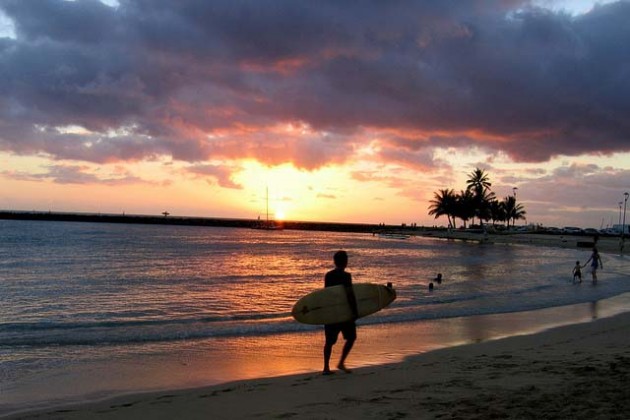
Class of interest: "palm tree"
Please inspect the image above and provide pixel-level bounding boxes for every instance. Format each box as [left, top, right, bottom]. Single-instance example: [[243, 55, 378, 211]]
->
[[454, 189, 476, 228], [427, 169, 527, 232], [466, 168, 493, 226], [476, 190, 496, 226], [466, 168, 492, 197], [428, 189, 457, 228], [489, 200, 507, 227], [503, 196, 526, 228]]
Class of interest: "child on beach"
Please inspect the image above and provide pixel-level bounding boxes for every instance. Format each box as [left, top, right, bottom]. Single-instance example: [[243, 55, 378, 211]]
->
[[572, 261, 582, 283]]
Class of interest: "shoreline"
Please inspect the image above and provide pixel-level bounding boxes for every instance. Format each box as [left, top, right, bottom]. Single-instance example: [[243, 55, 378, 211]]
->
[[6, 301, 630, 419], [5, 293, 630, 419], [419, 230, 623, 254]]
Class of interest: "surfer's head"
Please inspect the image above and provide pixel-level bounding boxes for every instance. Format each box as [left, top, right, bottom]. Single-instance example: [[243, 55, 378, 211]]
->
[[333, 250, 348, 269]]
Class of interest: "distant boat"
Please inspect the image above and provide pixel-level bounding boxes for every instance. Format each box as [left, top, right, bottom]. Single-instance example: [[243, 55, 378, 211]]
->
[[377, 232, 410, 240], [253, 218, 283, 230], [252, 187, 283, 230]]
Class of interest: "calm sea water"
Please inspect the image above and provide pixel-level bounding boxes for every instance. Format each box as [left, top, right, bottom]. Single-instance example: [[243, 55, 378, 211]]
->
[[1, 220, 630, 414]]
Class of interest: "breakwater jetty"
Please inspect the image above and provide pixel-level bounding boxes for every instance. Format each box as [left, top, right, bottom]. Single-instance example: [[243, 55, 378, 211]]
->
[[0, 210, 394, 234]]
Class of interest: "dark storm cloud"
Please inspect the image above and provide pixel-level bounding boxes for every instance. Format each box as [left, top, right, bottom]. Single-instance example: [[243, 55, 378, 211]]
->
[[0, 0, 628, 166]]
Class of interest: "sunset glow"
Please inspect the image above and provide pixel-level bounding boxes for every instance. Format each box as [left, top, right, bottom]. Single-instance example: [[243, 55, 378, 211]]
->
[[1, 0, 629, 228]]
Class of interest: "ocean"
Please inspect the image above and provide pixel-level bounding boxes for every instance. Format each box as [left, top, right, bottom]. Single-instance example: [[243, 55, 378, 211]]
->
[[1, 219, 630, 415]]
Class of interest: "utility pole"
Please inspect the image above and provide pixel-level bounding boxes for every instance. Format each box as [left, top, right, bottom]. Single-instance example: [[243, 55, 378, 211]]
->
[[622, 192, 629, 254]]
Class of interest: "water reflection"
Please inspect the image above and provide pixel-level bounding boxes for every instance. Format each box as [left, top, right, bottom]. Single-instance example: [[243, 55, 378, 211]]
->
[[3, 220, 630, 415], [590, 301, 599, 319]]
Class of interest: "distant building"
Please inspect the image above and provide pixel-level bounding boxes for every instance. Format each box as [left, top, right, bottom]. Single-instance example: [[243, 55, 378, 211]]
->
[[612, 225, 630, 234]]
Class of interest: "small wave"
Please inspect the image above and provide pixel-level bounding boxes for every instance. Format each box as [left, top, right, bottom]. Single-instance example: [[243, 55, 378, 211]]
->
[[0, 319, 309, 347], [5, 280, 630, 348], [1, 284, 627, 348], [0, 312, 297, 347], [0, 311, 289, 334]]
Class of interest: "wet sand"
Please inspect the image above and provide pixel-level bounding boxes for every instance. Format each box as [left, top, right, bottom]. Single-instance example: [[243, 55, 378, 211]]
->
[[421, 230, 624, 254], [7, 308, 630, 419]]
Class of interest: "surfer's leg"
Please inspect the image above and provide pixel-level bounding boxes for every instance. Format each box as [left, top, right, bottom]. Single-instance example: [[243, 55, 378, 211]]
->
[[323, 343, 333, 374], [338, 322, 356, 373], [337, 339, 354, 373], [323, 325, 339, 374]]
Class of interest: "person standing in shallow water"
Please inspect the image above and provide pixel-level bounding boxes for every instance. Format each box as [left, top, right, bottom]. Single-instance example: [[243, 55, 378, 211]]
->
[[584, 247, 603, 284], [323, 250, 358, 375]]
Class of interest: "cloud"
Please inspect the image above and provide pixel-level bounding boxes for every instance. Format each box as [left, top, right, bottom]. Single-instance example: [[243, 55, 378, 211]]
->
[[185, 163, 242, 189], [511, 162, 630, 211], [1, 163, 156, 185], [0, 0, 629, 172]]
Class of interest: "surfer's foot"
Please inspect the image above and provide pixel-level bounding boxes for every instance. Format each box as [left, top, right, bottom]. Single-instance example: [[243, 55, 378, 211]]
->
[[337, 364, 352, 373], [322, 369, 335, 376]]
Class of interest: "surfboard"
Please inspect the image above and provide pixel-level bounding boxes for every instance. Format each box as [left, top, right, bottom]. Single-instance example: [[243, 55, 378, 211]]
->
[[291, 283, 396, 325]]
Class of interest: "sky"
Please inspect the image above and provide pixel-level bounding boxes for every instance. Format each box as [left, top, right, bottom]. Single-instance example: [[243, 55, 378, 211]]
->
[[0, 0, 629, 228]]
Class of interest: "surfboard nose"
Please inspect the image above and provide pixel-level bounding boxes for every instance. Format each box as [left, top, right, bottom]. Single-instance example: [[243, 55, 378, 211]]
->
[[386, 282, 396, 300]]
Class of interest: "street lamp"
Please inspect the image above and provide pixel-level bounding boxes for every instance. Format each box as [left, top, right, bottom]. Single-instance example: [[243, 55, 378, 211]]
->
[[623, 192, 629, 243], [620, 202, 624, 226], [510, 187, 518, 228]]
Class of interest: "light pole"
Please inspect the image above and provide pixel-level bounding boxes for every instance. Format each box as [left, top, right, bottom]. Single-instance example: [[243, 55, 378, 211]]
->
[[620, 202, 624, 226], [511, 187, 518, 228], [623, 192, 629, 245]]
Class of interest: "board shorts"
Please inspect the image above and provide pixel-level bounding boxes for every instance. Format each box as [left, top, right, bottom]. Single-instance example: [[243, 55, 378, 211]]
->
[[324, 321, 356, 345]]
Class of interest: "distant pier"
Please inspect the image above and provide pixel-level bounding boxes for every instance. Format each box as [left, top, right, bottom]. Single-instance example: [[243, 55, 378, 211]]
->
[[0, 210, 399, 234]]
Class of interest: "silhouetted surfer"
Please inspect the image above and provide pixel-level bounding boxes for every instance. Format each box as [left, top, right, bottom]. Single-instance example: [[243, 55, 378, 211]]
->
[[323, 250, 358, 375]]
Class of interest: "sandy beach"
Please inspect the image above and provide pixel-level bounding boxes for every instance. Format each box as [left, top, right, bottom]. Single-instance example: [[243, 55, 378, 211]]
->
[[6, 309, 629, 419], [420, 231, 624, 254]]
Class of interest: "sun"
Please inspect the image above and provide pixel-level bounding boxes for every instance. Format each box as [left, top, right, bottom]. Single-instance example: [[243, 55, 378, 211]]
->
[[274, 209, 286, 220]]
